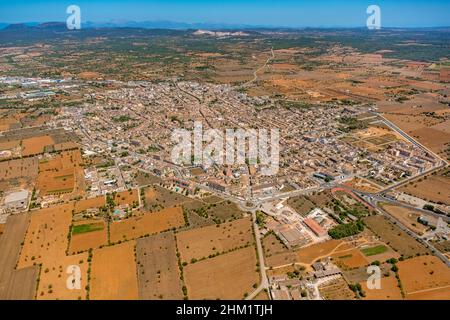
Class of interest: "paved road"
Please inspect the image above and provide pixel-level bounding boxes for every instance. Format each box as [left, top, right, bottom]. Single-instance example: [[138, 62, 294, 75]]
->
[[367, 197, 450, 267], [375, 112, 448, 165], [357, 191, 450, 223], [246, 209, 269, 300]]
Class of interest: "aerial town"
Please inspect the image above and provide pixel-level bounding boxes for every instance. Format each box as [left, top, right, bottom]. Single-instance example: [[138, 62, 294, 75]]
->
[[0, 2, 450, 304]]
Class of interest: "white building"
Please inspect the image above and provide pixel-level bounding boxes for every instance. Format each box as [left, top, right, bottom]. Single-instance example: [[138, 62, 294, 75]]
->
[[3, 190, 29, 211]]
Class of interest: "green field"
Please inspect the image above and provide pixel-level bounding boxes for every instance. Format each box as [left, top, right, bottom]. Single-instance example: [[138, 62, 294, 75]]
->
[[361, 245, 388, 256], [72, 223, 104, 235]]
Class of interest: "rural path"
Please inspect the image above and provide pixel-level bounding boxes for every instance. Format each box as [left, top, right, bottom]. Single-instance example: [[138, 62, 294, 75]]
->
[[243, 48, 275, 87]]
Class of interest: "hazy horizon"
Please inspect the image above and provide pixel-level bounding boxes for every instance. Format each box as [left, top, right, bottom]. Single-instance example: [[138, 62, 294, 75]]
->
[[0, 0, 449, 28]]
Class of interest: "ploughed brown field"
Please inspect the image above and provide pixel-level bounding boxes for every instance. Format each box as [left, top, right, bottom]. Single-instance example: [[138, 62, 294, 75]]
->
[[136, 232, 183, 300], [0, 214, 39, 300]]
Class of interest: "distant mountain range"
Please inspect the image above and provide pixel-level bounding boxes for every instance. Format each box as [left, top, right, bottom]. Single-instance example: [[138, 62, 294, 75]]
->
[[0, 20, 270, 31], [1, 21, 449, 33]]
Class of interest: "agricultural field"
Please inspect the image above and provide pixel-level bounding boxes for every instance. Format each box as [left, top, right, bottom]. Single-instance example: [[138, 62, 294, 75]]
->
[[69, 220, 108, 254], [0, 214, 39, 300], [113, 189, 139, 207], [363, 215, 430, 258], [265, 239, 344, 269], [319, 276, 355, 300], [134, 170, 162, 186], [183, 246, 260, 300], [18, 204, 73, 268], [331, 248, 369, 270], [262, 232, 290, 258], [73, 196, 105, 213], [361, 275, 403, 300], [21, 135, 54, 156], [253, 290, 270, 300], [361, 245, 388, 256], [36, 150, 85, 197], [344, 177, 382, 193], [176, 217, 253, 263], [143, 185, 190, 211], [398, 173, 450, 206], [287, 196, 316, 216], [183, 198, 245, 225], [110, 206, 185, 243], [90, 241, 139, 300], [380, 204, 428, 235], [383, 112, 450, 157], [17, 204, 90, 299], [136, 232, 183, 300], [0, 157, 38, 180], [348, 126, 400, 153], [398, 255, 450, 300]]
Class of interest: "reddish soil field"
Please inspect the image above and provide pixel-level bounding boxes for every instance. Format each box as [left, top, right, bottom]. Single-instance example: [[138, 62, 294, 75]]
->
[[176, 217, 253, 263], [73, 196, 106, 213], [0, 214, 39, 300], [183, 246, 259, 300], [17, 204, 90, 299], [21, 135, 54, 156], [114, 189, 139, 206], [110, 207, 185, 243], [69, 220, 108, 254], [398, 255, 450, 299], [361, 275, 403, 300], [331, 249, 369, 270], [0, 157, 38, 180], [90, 241, 139, 300]]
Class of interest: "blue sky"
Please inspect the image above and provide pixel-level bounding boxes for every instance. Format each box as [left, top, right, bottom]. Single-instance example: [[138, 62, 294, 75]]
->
[[0, 0, 449, 27]]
